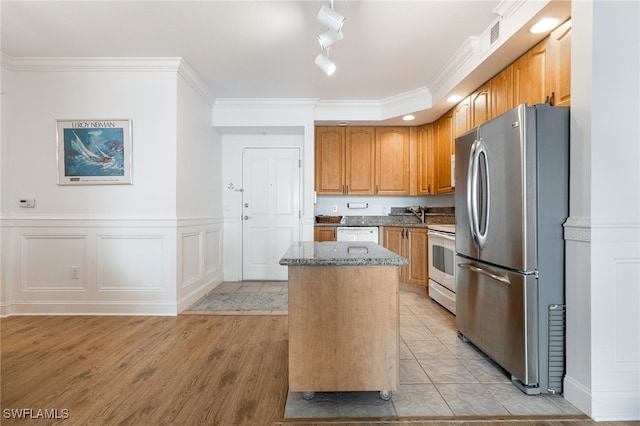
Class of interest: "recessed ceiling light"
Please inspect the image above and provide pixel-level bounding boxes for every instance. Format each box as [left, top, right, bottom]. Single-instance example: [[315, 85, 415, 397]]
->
[[530, 17, 559, 34], [447, 95, 463, 103], [403, 115, 415, 121]]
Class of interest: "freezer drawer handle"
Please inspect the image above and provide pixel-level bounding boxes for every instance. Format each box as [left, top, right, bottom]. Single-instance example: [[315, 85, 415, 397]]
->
[[458, 263, 510, 285]]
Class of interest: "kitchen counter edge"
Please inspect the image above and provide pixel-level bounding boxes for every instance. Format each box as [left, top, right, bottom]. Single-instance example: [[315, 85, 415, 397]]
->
[[279, 241, 409, 266]]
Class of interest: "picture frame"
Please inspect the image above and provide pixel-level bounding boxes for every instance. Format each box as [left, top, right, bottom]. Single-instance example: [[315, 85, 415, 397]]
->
[[56, 119, 132, 185]]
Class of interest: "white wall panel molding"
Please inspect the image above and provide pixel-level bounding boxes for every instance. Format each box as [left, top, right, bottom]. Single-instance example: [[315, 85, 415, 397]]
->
[[5, 216, 179, 228], [21, 234, 88, 291], [176, 216, 224, 229], [97, 234, 166, 291], [180, 231, 203, 288], [203, 228, 223, 278], [564, 217, 640, 243], [176, 222, 224, 313], [564, 217, 592, 242]]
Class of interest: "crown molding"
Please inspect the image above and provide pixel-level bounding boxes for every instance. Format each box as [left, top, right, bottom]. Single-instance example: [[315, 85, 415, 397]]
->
[[5, 56, 183, 72], [213, 98, 319, 109], [176, 59, 214, 106], [493, 0, 526, 18], [315, 86, 432, 123], [2, 54, 213, 106], [428, 36, 480, 100]]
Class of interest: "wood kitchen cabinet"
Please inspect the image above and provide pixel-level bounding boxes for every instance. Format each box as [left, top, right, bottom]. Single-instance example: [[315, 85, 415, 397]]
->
[[346, 127, 376, 195], [416, 123, 435, 195], [490, 64, 514, 118], [471, 81, 491, 128], [548, 19, 572, 107], [315, 127, 345, 195], [375, 127, 411, 195], [511, 18, 572, 108], [314, 226, 337, 241], [382, 226, 428, 287], [513, 37, 551, 107], [315, 126, 375, 195], [434, 110, 454, 194], [453, 95, 472, 138]]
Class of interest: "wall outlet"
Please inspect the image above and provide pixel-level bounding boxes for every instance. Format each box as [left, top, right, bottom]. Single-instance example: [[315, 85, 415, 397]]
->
[[332, 204, 338, 213], [70, 267, 80, 279]]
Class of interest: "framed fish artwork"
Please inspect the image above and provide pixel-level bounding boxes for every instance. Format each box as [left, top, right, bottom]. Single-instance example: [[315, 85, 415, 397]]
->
[[56, 119, 132, 185]]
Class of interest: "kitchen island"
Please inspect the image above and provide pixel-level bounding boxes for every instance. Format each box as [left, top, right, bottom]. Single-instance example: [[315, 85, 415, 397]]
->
[[279, 241, 408, 400]]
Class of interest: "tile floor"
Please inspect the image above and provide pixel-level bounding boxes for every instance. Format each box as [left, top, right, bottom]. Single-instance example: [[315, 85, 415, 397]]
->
[[192, 281, 583, 419]]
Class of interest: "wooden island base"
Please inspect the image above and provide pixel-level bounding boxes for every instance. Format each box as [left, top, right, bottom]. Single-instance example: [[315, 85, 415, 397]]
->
[[287, 264, 399, 394]]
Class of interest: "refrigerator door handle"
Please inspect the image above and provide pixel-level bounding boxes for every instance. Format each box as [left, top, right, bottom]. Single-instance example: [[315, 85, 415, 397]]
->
[[467, 139, 480, 246], [458, 263, 511, 285], [475, 139, 490, 248]]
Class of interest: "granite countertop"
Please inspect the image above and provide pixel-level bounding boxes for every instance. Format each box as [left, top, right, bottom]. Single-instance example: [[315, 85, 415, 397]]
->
[[315, 210, 455, 228], [279, 241, 409, 266]]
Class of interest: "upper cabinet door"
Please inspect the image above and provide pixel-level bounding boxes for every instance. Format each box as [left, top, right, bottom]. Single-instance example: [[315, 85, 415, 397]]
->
[[375, 127, 410, 195], [453, 96, 472, 139], [416, 124, 435, 195], [490, 64, 514, 118], [513, 37, 551, 106], [315, 127, 345, 194], [471, 82, 491, 128], [435, 111, 454, 194], [345, 127, 376, 195], [548, 19, 572, 107]]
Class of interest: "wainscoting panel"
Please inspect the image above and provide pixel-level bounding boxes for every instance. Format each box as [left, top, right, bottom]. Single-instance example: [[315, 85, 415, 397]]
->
[[181, 231, 203, 287], [97, 234, 166, 291], [3, 218, 184, 316], [176, 219, 224, 313], [22, 234, 88, 291], [564, 217, 640, 421], [204, 228, 222, 277]]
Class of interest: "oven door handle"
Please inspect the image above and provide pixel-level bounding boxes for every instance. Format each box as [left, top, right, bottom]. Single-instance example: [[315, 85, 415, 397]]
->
[[428, 230, 456, 242]]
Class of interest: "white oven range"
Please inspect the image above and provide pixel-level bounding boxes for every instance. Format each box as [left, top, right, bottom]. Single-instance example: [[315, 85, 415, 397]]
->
[[427, 224, 456, 314]]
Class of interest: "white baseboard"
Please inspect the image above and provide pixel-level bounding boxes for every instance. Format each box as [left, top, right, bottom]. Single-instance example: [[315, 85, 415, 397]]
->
[[4, 301, 178, 316], [563, 375, 592, 417], [177, 276, 222, 313]]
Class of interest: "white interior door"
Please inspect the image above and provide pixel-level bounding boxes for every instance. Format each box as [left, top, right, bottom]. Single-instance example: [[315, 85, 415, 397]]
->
[[242, 148, 301, 280]]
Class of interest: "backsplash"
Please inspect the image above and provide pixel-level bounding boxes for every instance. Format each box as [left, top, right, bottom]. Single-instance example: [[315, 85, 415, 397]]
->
[[315, 194, 455, 216]]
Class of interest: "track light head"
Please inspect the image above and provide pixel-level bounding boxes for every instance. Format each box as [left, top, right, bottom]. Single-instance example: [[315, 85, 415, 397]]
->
[[317, 4, 345, 33], [318, 29, 343, 49], [315, 53, 336, 76]]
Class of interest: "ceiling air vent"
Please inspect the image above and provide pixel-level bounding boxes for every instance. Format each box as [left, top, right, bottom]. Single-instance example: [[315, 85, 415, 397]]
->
[[490, 21, 500, 45]]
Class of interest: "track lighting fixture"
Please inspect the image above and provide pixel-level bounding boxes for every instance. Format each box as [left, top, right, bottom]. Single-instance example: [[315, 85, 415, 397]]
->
[[318, 29, 343, 49], [315, 1, 345, 76], [317, 4, 345, 33], [315, 53, 336, 76]]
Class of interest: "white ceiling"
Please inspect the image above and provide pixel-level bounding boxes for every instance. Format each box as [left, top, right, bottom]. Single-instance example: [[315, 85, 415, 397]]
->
[[0, 0, 571, 125]]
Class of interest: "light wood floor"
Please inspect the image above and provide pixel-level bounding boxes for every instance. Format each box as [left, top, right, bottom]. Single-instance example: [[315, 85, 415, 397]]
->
[[1, 315, 635, 425]]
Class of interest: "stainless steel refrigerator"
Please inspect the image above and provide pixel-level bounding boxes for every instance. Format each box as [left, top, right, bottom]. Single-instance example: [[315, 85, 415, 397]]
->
[[455, 103, 569, 395]]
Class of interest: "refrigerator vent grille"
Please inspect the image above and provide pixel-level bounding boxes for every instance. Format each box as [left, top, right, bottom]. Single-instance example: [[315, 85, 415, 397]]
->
[[547, 304, 566, 394], [490, 21, 500, 45]]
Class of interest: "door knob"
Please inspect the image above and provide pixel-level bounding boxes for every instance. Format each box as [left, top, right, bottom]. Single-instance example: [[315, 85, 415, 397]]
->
[[244, 203, 249, 207], [243, 215, 250, 220]]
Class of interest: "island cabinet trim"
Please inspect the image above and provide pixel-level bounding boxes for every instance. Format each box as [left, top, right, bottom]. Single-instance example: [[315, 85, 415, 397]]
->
[[287, 264, 400, 392]]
